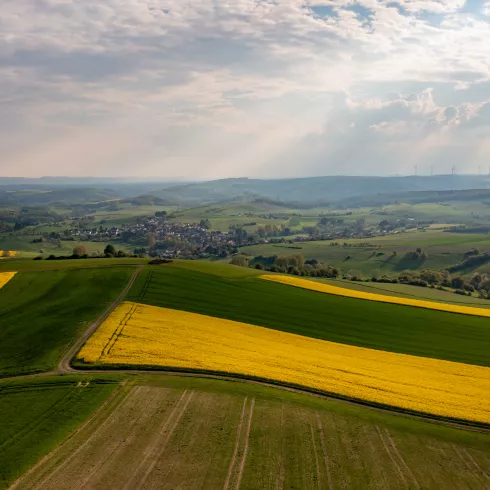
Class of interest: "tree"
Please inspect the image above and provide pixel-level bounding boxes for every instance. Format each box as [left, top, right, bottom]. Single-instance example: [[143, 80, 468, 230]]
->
[[199, 219, 212, 230], [104, 244, 116, 256], [451, 276, 465, 290], [230, 255, 248, 267], [73, 245, 88, 256], [355, 218, 366, 234], [2, 250, 11, 258], [470, 273, 483, 288], [147, 232, 157, 249]]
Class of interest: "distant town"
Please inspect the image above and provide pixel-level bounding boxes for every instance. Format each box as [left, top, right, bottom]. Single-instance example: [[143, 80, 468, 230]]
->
[[28, 211, 427, 260]]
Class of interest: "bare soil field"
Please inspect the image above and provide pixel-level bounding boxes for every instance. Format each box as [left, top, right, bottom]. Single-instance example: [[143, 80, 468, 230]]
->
[[12, 382, 490, 490]]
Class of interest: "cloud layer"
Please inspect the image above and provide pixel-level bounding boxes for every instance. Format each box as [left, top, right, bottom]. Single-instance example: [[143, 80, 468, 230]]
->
[[0, 0, 489, 178]]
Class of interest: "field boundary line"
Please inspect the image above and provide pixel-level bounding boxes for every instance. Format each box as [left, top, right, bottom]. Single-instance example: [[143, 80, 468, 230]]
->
[[316, 412, 334, 490], [8, 381, 133, 490], [65, 366, 490, 433], [223, 397, 248, 490], [384, 429, 420, 489], [123, 389, 194, 490], [261, 275, 490, 319], [376, 426, 409, 490], [235, 398, 255, 490], [25, 385, 140, 490]]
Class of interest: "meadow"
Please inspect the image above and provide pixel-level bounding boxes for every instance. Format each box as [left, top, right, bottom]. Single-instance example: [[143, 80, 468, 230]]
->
[[0, 376, 118, 489], [126, 264, 490, 366], [0, 267, 134, 376], [240, 230, 490, 277], [77, 301, 490, 423], [12, 375, 490, 490]]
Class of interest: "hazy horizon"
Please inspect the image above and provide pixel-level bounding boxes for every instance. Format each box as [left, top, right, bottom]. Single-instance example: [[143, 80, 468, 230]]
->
[[1, 1, 489, 179]]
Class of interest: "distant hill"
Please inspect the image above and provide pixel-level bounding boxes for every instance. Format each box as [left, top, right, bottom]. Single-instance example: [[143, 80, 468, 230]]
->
[[0, 187, 120, 206], [340, 188, 490, 207], [153, 175, 490, 206], [4, 175, 490, 208]]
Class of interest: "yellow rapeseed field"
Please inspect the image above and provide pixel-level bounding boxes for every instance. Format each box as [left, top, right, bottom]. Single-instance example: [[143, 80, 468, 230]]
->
[[261, 274, 490, 318], [78, 301, 490, 424], [0, 250, 18, 258], [0, 272, 16, 289]]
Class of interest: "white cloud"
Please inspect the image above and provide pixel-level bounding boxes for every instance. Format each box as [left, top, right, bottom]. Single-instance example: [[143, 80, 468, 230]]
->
[[0, 0, 489, 177]]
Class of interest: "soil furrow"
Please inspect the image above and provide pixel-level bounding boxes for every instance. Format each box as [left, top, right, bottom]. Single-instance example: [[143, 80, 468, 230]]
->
[[316, 412, 334, 490], [463, 449, 490, 482], [28, 386, 141, 490], [223, 397, 248, 490], [122, 389, 194, 490], [384, 429, 420, 489], [376, 426, 409, 489], [310, 421, 322, 490], [235, 398, 255, 490], [76, 388, 161, 489]]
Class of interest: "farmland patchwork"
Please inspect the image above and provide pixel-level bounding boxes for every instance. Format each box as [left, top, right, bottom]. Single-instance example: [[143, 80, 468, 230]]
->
[[77, 301, 490, 424]]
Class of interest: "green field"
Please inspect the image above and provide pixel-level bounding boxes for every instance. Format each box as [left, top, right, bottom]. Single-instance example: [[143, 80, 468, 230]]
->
[[11, 375, 490, 490], [0, 376, 118, 489], [0, 234, 131, 257], [127, 262, 490, 367], [0, 257, 147, 272], [0, 267, 134, 376], [239, 230, 490, 277]]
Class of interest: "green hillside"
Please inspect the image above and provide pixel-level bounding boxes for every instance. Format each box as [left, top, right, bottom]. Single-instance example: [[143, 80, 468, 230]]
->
[[0, 267, 133, 376], [127, 262, 490, 366]]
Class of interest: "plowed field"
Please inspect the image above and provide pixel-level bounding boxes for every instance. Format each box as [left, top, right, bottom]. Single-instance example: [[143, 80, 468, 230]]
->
[[12, 381, 490, 490]]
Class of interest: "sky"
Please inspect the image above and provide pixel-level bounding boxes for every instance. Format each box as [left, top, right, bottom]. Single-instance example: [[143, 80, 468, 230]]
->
[[0, 0, 489, 179]]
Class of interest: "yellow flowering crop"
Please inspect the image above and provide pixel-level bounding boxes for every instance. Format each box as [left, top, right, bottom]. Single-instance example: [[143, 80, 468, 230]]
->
[[78, 301, 490, 424], [0, 272, 16, 289], [261, 274, 490, 318], [0, 250, 17, 258]]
